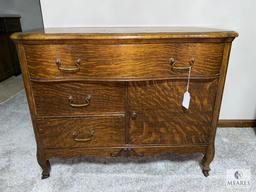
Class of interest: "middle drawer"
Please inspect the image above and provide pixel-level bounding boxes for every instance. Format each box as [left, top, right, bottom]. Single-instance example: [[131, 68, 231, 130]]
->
[[31, 81, 125, 117]]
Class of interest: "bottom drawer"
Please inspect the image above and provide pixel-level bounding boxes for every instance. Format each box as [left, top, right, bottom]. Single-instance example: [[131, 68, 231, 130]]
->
[[37, 116, 125, 148]]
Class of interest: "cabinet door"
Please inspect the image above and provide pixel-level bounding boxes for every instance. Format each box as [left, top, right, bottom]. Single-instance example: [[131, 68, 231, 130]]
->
[[127, 79, 218, 145]]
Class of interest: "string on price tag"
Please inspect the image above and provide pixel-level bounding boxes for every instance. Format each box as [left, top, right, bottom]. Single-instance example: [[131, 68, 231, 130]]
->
[[182, 66, 191, 109]]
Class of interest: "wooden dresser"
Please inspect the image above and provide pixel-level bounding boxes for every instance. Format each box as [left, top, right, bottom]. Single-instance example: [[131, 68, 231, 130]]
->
[[11, 27, 238, 179]]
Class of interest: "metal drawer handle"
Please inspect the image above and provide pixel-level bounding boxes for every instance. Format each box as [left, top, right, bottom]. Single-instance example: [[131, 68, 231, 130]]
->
[[72, 128, 95, 142], [68, 95, 91, 107], [169, 58, 195, 71], [56, 58, 81, 73]]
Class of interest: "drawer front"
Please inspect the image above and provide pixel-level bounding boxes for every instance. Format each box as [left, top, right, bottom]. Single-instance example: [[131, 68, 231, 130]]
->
[[32, 82, 125, 117], [25, 43, 224, 80], [128, 111, 210, 145], [128, 79, 218, 113], [37, 116, 125, 148]]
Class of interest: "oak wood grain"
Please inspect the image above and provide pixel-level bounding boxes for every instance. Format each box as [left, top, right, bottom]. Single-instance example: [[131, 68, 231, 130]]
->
[[128, 79, 218, 113], [128, 110, 211, 145], [37, 116, 125, 148], [12, 27, 238, 178], [25, 43, 224, 80], [11, 27, 238, 41], [201, 43, 233, 176], [32, 81, 125, 117], [45, 145, 207, 159]]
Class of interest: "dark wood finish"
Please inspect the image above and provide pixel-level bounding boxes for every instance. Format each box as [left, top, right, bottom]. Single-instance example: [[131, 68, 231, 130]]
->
[[11, 27, 238, 179], [0, 15, 21, 81], [218, 119, 256, 127]]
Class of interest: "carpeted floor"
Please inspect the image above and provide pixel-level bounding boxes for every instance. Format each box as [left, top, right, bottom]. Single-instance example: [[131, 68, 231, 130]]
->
[[0, 90, 255, 192], [0, 75, 23, 104]]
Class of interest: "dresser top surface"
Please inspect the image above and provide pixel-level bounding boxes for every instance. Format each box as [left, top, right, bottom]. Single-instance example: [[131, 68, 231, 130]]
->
[[11, 27, 238, 41]]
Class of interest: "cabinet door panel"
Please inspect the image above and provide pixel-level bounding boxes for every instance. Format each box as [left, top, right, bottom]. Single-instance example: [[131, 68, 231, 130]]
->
[[128, 79, 218, 113], [129, 110, 211, 145], [128, 79, 217, 145]]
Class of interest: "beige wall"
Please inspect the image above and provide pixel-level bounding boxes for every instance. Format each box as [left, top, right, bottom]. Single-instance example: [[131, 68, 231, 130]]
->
[[40, 0, 256, 119]]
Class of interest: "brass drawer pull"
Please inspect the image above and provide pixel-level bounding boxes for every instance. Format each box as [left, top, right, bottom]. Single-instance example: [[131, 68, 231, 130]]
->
[[68, 95, 91, 107], [56, 58, 81, 73], [72, 128, 95, 142], [169, 58, 195, 71]]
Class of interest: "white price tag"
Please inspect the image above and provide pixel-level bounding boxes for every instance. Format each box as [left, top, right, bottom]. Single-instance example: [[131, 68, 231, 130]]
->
[[181, 65, 192, 110], [182, 91, 190, 109]]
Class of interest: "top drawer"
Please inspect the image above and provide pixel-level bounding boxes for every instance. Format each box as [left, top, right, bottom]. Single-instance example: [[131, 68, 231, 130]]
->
[[25, 43, 224, 80]]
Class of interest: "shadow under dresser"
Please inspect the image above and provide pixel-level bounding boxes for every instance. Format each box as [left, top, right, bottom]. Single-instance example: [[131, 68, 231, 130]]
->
[[11, 27, 238, 179]]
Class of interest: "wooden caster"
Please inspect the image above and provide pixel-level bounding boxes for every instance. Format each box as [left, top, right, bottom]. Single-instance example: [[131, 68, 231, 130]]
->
[[202, 169, 210, 177], [37, 152, 51, 179], [41, 171, 50, 179]]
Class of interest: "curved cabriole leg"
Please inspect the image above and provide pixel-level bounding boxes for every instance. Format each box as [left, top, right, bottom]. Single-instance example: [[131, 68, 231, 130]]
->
[[37, 151, 51, 179], [201, 144, 215, 177], [41, 160, 50, 179]]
